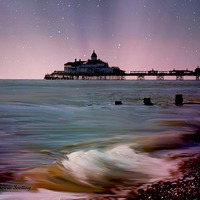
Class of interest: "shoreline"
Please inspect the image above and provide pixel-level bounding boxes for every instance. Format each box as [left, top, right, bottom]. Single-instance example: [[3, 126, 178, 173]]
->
[[0, 143, 199, 200], [87, 154, 200, 200], [1, 154, 199, 200]]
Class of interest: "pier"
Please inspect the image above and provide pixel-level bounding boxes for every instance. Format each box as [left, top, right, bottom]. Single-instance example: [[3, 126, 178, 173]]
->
[[45, 67, 200, 80], [44, 51, 200, 80], [127, 68, 200, 80]]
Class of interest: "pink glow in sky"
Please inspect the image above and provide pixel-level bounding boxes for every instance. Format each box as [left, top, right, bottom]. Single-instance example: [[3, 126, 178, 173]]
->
[[0, 0, 200, 79]]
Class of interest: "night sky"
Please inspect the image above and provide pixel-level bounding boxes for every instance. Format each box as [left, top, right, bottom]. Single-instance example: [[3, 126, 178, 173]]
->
[[0, 0, 200, 79]]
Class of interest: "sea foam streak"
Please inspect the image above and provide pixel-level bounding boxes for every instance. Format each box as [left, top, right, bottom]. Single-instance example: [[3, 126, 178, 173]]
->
[[61, 145, 178, 187]]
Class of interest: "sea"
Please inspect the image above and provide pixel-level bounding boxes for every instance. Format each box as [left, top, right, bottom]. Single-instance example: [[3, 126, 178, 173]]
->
[[0, 80, 199, 200]]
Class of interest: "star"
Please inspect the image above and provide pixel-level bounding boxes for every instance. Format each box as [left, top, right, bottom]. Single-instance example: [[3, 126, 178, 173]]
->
[[1, 0, 200, 79]]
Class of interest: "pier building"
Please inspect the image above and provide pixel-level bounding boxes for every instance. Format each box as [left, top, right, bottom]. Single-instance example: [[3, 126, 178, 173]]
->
[[45, 51, 125, 80], [64, 50, 119, 75]]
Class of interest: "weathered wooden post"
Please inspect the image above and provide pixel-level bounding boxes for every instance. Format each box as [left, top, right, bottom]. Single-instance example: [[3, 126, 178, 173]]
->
[[115, 101, 123, 105], [175, 94, 183, 106], [143, 98, 153, 105]]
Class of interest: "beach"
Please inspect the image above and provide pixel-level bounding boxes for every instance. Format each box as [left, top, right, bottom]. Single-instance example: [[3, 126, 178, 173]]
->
[[0, 80, 199, 199]]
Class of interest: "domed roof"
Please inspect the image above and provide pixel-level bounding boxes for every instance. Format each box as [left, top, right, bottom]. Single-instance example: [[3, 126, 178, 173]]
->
[[91, 50, 97, 60]]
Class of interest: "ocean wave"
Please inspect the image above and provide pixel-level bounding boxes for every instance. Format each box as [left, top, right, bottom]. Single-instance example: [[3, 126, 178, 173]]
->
[[61, 144, 178, 187]]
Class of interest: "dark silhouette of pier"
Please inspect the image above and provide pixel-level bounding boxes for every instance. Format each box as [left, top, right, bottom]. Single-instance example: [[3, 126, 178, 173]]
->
[[45, 67, 200, 80], [127, 67, 200, 80]]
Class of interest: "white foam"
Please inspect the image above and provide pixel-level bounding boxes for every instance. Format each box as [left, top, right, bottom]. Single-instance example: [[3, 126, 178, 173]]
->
[[0, 189, 87, 200], [61, 145, 178, 187]]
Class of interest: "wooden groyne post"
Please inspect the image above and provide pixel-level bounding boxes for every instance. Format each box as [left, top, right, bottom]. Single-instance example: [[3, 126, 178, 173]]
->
[[144, 98, 153, 105], [175, 94, 183, 106]]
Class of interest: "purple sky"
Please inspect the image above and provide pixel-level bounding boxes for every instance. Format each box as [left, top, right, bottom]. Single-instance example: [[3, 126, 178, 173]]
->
[[0, 0, 200, 79]]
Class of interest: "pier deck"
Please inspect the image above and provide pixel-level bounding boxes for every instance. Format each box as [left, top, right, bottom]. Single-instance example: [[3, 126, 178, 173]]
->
[[45, 68, 200, 80]]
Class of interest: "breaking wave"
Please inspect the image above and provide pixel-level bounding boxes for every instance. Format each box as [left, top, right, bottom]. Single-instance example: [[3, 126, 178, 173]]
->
[[11, 130, 200, 193], [60, 144, 178, 188]]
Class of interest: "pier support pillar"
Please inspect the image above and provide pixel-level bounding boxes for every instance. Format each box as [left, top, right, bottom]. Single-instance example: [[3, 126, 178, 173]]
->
[[137, 75, 145, 80], [176, 75, 184, 80], [156, 75, 164, 80]]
